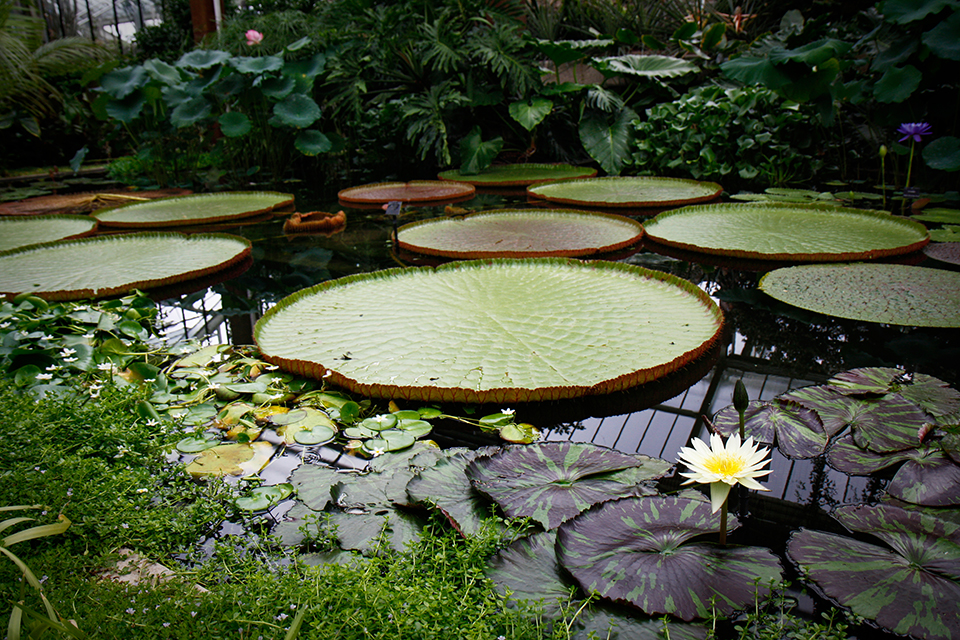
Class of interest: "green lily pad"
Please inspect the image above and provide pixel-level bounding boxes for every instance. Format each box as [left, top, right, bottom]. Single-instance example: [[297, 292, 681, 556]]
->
[[786, 504, 960, 639], [759, 263, 960, 328], [235, 483, 294, 511], [930, 225, 960, 242], [364, 429, 415, 453], [557, 495, 782, 621], [913, 208, 960, 224], [485, 529, 576, 615], [526, 176, 722, 209], [465, 442, 669, 530], [293, 424, 336, 446], [644, 203, 929, 261], [92, 191, 293, 228], [337, 181, 475, 205], [0, 232, 251, 301], [437, 163, 597, 186], [254, 258, 724, 404], [176, 434, 221, 453], [396, 209, 643, 259], [0, 215, 97, 252]]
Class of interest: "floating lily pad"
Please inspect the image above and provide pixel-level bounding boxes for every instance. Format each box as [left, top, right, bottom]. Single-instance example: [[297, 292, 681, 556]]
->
[[185, 441, 275, 477], [0, 232, 252, 301], [827, 367, 960, 417], [92, 191, 294, 228], [396, 209, 643, 259], [924, 242, 960, 266], [337, 181, 475, 205], [0, 215, 97, 252], [254, 258, 724, 404], [912, 208, 960, 224], [235, 483, 294, 511], [759, 263, 960, 327], [713, 399, 827, 459], [485, 529, 576, 615], [0, 188, 192, 216], [557, 495, 783, 621], [465, 442, 669, 530], [787, 504, 960, 639], [406, 447, 500, 536], [176, 434, 221, 453], [526, 176, 722, 209], [437, 163, 597, 186], [643, 203, 929, 261]]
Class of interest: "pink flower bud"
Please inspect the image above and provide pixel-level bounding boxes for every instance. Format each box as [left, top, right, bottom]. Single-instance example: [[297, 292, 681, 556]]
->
[[245, 30, 264, 46]]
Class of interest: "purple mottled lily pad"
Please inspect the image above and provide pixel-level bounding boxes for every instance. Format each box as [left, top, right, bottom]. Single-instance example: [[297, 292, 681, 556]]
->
[[887, 444, 960, 507], [713, 399, 826, 458], [557, 495, 782, 621], [466, 442, 669, 530], [828, 367, 960, 417], [778, 385, 862, 438], [406, 447, 500, 536], [847, 393, 931, 453], [485, 529, 575, 616], [787, 504, 960, 639]]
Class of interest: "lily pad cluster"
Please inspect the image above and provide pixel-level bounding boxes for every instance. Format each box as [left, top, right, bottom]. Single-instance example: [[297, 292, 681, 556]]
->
[[712, 367, 960, 638]]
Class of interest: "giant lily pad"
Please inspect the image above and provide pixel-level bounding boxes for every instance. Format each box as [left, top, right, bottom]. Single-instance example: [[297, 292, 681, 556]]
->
[[337, 181, 475, 206], [0, 215, 97, 252], [465, 442, 669, 529], [254, 258, 724, 403], [924, 242, 960, 266], [759, 263, 960, 327], [557, 495, 783, 621], [92, 191, 294, 228], [643, 203, 929, 261], [0, 232, 252, 301], [787, 504, 960, 639], [437, 163, 597, 187], [0, 189, 192, 216], [396, 209, 643, 259], [526, 177, 722, 209]]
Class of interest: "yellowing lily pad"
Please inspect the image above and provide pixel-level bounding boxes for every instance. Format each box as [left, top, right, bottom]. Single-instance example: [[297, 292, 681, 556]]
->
[[396, 209, 643, 259], [644, 203, 929, 261], [759, 263, 960, 328], [185, 441, 275, 477], [92, 191, 294, 228], [526, 176, 722, 209]]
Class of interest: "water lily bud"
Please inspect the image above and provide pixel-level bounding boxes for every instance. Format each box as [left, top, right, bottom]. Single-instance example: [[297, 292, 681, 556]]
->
[[879, 145, 887, 159], [734, 379, 749, 413]]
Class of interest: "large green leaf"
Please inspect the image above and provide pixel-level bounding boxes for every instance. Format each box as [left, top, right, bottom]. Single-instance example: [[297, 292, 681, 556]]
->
[[557, 495, 782, 621], [459, 126, 503, 175], [271, 93, 320, 128], [485, 529, 577, 616], [644, 203, 929, 261], [169, 96, 212, 128], [827, 367, 960, 416], [254, 259, 724, 403], [437, 163, 596, 186], [465, 442, 669, 530], [396, 209, 643, 259], [923, 12, 960, 60], [591, 54, 697, 79], [99, 66, 148, 99], [295, 130, 331, 156], [879, 0, 958, 24], [787, 504, 960, 639], [508, 98, 553, 131], [0, 215, 96, 252], [177, 49, 231, 69], [873, 64, 921, 103], [0, 232, 251, 301], [578, 108, 636, 176], [218, 112, 252, 137], [527, 177, 722, 209], [759, 263, 960, 327], [231, 55, 283, 74], [92, 191, 293, 228], [924, 136, 960, 171]]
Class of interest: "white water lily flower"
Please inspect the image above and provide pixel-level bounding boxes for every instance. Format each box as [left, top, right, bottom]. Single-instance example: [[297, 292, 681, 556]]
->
[[501, 408, 515, 415], [677, 432, 771, 513]]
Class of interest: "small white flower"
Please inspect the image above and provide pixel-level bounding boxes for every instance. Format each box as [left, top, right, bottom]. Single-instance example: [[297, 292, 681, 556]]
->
[[369, 446, 386, 457], [677, 432, 772, 513], [35, 373, 54, 380], [59, 348, 76, 357], [63, 357, 78, 363], [120, 523, 129, 529], [136, 488, 148, 494], [146, 419, 159, 427], [45, 364, 60, 371], [0, 321, 10, 329], [40, 334, 54, 341], [373, 414, 391, 425], [97, 362, 114, 371], [208, 382, 221, 390], [82, 332, 95, 339], [501, 408, 515, 415]]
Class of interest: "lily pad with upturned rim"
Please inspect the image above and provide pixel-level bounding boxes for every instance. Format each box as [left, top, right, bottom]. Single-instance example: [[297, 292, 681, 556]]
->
[[526, 176, 722, 209], [758, 263, 960, 328], [337, 181, 475, 205], [643, 203, 929, 261], [924, 242, 960, 266], [92, 191, 294, 228], [396, 209, 643, 259], [0, 215, 97, 252], [0, 232, 252, 301], [437, 163, 597, 187], [254, 258, 724, 404]]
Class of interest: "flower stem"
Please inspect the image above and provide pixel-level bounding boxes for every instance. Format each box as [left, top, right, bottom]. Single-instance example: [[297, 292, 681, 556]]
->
[[719, 499, 728, 547], [905, 141, 915, 193]]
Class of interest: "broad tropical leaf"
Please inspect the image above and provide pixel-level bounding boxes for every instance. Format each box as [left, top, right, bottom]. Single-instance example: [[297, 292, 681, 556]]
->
[[557, 495, 782, 621], [465, 442, 669, 529], [787, 504, 960, 639], [396, 209, 643, 259], [254, 259, 724, 403], [591, 54, 697, 79], [643, 203, 929, 261], [578, 108, 637, 176], [509, 98, 553, 131], [827, 367, 960, 417], [527, 177, 722, 209], [485, 529, 576, 615], [759, 264, 960, 327]]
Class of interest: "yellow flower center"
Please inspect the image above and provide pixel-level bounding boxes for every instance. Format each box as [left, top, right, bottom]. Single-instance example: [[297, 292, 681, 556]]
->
[[704, 453, 744, 477]]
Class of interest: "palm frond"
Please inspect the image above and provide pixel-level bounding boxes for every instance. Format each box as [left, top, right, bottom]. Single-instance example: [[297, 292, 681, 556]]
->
[[584, 86, 625, 113], [465, 21, 540, 96], [419, 17, 466, 74]]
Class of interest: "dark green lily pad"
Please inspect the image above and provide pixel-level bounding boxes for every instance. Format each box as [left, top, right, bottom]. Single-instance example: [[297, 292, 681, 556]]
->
[[557, 495, 782, 621], [396, 209, 643, 259], [254, 258, 724, 404], [713, 399, 827, 459], [527, 176, 722, 209], [644, 203, 929, 261], [0, 232, 252, 301], [465, 442, 669, 530], [337, 181, 475, 205], [92, 191, 293, 228], [235, 483, 294, 511], [176, 434, 221, 453], [0, 215, 97, 252], [406, 447, 500, 536], [787, 504, 960, 639], [759, 263, 960, 328], [912, 208, 960, 224], [437, 163, 597, 186], [327, 509, 424, 554]]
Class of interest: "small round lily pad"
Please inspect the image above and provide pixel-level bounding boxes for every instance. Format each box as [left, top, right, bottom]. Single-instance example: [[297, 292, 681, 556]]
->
[[759, 263, 960, 327], [438, 163, 597, 187], [526, 176, 722, 209], [293, 424, 336, 446], [338, 181, 475, 205], [235, 483, 294, 511], [397, 209, 643, 259], [92, 191, 294, 228]]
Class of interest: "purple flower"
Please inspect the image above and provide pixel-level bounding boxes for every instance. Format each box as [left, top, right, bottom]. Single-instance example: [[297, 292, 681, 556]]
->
[[897, 122, 932, 143]]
